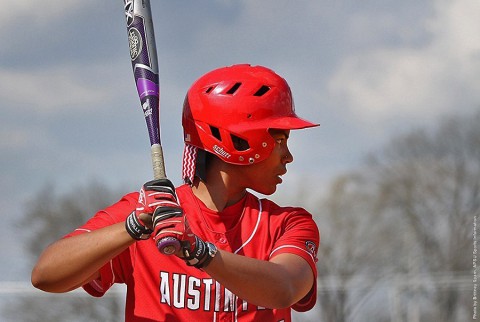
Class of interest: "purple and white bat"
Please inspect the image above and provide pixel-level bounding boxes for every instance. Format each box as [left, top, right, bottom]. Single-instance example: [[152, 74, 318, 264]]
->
[[123, 0, 180, 255]]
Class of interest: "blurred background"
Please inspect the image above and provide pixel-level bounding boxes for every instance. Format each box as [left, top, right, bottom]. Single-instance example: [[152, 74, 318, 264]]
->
[[0, 1, 478, 321]]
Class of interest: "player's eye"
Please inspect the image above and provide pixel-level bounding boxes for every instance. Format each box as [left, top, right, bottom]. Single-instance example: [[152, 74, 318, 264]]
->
[[275, 135, 289, 146], [269, 129, 290, 145]]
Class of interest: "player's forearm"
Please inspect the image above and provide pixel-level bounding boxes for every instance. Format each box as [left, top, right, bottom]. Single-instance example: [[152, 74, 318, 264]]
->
[[31, 222, 134, 293], [203, 251, 313, 309]]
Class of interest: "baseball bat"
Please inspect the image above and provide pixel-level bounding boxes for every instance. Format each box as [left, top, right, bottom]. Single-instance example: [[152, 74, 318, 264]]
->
[[123, 0, 180, 255]]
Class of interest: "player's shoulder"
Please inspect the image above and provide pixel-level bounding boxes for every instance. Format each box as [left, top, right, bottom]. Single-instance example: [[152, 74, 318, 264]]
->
[[256, 195, 312, 217], [104, 191, 139, 209], [65, 191, 139, 237], [122, 191, 139, 203], [257, 196, 319, 238], [100, 192, 138, 218]]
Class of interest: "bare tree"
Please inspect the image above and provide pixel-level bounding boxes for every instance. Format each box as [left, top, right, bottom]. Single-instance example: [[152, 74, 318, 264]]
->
[[315, 172, 403, 322], [23, 180, 123, 259], [3, 180, 126, 322], [367, 111, 478, 321], [315, 110, 479, 321]]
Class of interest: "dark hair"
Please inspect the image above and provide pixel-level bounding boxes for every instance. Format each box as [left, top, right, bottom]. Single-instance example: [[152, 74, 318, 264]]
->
[[194, 149, 213, 182]]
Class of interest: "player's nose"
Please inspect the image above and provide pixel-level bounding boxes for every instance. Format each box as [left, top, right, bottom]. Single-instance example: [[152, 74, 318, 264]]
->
[[282, 146, 293, 164]]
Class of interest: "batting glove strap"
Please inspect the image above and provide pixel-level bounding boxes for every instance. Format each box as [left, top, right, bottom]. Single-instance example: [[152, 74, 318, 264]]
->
[[182, 237, 217, 269], [125, 211, 153, 240]]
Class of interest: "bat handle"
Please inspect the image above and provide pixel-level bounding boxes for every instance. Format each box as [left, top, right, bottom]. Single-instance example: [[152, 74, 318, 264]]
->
[[151, 144, 166, 179], [151, 145, 181, 255], [157, 236, 182, 255]]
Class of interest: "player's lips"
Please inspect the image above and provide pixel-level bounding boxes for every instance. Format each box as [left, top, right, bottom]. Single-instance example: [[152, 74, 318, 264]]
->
[[276, 170, 287, 183]]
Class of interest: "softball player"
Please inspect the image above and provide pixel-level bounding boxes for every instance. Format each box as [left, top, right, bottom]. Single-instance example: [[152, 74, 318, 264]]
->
[[32, 64, 320, 322]]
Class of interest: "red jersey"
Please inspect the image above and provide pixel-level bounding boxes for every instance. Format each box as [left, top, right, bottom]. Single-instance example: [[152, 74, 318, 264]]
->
[[66, 184, 319, 321]]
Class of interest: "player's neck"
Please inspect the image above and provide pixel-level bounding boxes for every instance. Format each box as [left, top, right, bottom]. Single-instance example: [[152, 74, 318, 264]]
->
[[191, 162, 246, 212]]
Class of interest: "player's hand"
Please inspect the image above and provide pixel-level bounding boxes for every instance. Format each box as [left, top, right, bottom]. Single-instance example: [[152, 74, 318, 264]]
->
[[152, 204, 194, 254], [136, 179, 178, 229], [152, 207, 217, 269], [125, 179, 177, 241]]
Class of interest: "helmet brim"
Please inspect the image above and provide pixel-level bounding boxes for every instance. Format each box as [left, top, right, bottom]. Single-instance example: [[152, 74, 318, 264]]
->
[[268, 115, 319, 130], [232, 115, 319, 132]]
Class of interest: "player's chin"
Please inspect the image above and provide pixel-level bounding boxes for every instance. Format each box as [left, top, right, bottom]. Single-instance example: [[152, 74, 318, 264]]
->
[[253, 182, 280, 195]]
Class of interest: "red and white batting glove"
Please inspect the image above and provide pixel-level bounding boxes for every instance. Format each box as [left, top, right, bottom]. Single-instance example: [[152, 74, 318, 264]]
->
[[125, 179, 177, 240], [153, 205, 218, 269]]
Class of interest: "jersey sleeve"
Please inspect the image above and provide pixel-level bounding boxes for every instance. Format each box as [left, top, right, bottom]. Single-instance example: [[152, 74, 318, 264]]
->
[[268, 206, 320, 312], [63, 192, 138, 297]]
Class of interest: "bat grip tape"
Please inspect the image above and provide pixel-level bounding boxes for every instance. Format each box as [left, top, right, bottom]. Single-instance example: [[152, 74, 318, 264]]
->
[[151, 144, 166, 179]]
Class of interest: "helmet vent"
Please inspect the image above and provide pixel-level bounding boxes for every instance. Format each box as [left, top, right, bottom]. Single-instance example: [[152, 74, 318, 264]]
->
[[210, 126, 222, 141], [226, 82, 242, 95], [205, 86, 215, 94], [253, 85, 270, 96], [231, 135, 250, 151]]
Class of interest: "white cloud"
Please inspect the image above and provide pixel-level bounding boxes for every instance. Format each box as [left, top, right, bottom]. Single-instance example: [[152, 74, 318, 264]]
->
[[0, 0, 87, 27], [429, 0, 480, 56], [0, 65, 119, 113], [328, 0, 480, 126]]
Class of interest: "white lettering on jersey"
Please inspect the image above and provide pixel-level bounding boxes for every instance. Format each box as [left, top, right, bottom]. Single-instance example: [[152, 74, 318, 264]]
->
[[224, 287, 235, 312], [159, 271, 171, 305], [187, 277, 201, 310], [214, 280, 221, 312], [173, 274, 186, 308], [203, 278, 213, 311], [159, 271, 270, 314]]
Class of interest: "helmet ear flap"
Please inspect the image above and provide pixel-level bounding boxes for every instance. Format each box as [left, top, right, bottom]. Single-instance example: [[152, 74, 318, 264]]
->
[[211, 127, 251, 161], [188, 120, 276, 164]]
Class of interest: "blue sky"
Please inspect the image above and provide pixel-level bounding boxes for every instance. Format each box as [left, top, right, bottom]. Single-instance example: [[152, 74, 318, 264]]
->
[[1, 0, 479, 281]]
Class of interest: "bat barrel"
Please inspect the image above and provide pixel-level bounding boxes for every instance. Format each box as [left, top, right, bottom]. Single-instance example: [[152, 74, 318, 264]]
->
[[125, 0, 164, 173]]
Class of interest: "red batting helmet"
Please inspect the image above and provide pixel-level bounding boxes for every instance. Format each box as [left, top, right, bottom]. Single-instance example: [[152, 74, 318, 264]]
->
[[182, 64, 318, 165]]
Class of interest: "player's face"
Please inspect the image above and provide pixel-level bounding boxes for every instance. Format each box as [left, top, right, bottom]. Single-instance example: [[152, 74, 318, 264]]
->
[[240, 129, 293, 195]]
